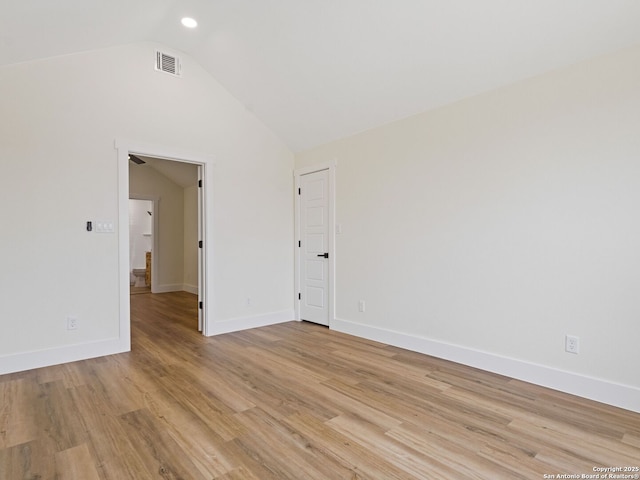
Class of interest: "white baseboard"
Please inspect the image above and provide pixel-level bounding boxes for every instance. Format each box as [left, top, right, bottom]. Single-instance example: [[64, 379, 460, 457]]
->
[[0, 338, 129, 376], [152, 284, 184, 293], [0, 308, 293, 375], [182, 284, 198, 295], [146, 284, 198, 294], [207, 309, 295, 336], [332, 317, 640, 414]]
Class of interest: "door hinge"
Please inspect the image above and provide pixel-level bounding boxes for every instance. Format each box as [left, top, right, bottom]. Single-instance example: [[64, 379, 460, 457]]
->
[[298, 240, 301, 247], [298, 293, 301, 300], [199, 301, 203, 309], [198, 179, 202, 188], [199, 240, 203, 248], [298, 188, 301, 195]]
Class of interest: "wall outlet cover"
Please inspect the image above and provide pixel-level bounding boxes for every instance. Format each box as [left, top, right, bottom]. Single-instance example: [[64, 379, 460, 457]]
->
[[565, 335, 579, 354]]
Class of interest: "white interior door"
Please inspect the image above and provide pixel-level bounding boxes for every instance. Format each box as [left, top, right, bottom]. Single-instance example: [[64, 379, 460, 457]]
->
[[300, 169, 330, 326], [197, 166, 204, 332]]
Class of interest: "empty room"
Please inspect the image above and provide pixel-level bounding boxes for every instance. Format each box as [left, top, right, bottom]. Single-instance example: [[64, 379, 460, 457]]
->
[[1, 1, 639, 479]]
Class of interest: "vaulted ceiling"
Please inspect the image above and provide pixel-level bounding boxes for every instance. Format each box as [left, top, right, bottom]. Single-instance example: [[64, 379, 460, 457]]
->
[[3, 1, 640, 152]]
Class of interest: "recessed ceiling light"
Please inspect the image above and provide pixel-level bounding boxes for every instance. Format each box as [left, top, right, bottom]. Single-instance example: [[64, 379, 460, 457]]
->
[[181, 17, 197, 28]]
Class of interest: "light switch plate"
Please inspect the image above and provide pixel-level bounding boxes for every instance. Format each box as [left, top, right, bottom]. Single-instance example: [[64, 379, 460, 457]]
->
[[95, 221, 115, 233]]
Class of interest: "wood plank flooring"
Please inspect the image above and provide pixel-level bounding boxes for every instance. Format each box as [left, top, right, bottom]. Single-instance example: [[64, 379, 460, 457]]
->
[[1, 291, 639, 479]]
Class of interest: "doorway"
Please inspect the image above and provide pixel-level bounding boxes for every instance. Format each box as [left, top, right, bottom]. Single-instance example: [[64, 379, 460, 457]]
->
[[117, 140, 212, 342], [128, 155, 202, 331], [295, 162, 336, 327], [129, 198, 153, 295]]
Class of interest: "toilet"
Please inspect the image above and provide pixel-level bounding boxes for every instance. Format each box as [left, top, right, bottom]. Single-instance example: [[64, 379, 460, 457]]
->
[[132, 268, 147, 287]]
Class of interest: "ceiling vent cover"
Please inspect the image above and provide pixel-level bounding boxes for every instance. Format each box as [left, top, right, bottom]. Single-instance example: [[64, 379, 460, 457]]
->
[[155, 51, 181, 76]]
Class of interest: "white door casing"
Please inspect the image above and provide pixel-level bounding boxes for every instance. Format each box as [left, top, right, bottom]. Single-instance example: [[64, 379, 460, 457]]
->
[[295, 162, 336, 326]]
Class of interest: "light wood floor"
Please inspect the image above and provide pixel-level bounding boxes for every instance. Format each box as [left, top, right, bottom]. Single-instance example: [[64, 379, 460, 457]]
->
[[130, 285, 151, 295], [1, 292, 639, 479]]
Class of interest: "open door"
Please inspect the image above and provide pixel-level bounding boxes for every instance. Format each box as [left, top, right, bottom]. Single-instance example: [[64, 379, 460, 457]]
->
[[197, 165, 204, 332]]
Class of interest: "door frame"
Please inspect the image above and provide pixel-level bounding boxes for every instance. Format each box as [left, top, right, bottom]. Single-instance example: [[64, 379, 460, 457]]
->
[[294, 160, 336, 326], [116, 139, 215, 343], [128, 195, 160, 292]]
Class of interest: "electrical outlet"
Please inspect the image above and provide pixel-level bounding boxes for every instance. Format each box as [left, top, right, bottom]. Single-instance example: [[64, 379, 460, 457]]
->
[[565, 335, 579, 354], [358, 300, 365, 312], [67, 316, 78, 330]]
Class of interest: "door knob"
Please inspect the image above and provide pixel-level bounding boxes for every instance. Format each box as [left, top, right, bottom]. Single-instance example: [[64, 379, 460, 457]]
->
[[317, 252, 329, 258]]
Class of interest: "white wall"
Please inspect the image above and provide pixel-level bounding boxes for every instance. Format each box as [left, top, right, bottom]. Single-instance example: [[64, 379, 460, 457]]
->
[[0, 42, 294, 372], [296, 45, 640, 411]]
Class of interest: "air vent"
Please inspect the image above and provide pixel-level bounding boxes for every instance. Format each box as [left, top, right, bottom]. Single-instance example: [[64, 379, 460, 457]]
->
[[155, 51, 181, 76]]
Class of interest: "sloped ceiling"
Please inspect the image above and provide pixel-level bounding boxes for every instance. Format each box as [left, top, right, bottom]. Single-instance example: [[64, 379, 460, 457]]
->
[[3, 1, 640, 152], [133, 156, 198, 188]]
